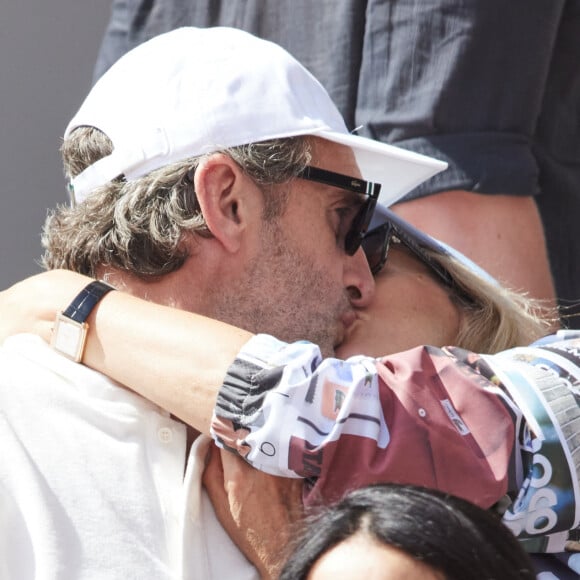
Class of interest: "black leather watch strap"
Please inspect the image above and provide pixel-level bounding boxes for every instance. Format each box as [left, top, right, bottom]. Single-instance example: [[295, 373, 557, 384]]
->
[[62, 280, 115, 323]]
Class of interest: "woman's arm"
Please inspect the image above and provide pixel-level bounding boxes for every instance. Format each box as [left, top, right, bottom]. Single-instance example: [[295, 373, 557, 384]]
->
[[3, 271, 579, 556], [0, 269, 252, 433], [4, 270, 577, 549], [0, 272, 518, 505], [0, 270, 518, 508]]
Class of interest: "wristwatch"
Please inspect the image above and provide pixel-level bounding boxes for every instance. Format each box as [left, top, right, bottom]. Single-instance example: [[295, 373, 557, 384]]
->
[[50, 280, 114, 362]]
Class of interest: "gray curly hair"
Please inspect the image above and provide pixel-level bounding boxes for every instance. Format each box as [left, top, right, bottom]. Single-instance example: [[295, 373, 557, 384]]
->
[[41, 127, 312, 277]]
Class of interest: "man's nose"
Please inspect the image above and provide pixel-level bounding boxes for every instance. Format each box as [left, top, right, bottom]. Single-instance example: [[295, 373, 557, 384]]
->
[[344, 246, 375, 308]]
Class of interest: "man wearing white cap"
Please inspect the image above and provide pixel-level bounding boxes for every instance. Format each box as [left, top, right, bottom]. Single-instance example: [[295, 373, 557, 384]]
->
[[0, 27, 444, 578]]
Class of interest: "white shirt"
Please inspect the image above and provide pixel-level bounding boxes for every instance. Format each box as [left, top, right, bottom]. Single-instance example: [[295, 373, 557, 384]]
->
[[0, 334, 257, 579]]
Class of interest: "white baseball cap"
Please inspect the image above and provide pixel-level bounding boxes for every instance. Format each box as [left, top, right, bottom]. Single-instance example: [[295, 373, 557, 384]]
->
[[66, 26, 447, 204]]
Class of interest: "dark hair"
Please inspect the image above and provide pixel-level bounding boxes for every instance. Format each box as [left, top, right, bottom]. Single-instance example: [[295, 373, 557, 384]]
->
[[280, 484, 536, 580]]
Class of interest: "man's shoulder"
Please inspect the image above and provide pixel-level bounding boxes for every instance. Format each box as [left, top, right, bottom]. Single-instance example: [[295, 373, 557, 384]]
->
[[0, 333, 158, 413], [0, 333, 105, 383]]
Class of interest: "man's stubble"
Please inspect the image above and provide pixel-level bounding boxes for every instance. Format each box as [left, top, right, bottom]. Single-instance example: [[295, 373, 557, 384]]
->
[[211, 219, 347, 357]]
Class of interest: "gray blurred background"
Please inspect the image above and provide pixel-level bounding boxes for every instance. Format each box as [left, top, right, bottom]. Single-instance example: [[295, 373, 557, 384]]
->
[[0, 2, 112, 288]]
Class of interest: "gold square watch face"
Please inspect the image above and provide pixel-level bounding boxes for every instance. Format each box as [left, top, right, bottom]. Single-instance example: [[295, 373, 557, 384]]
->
[[50, 312, 88, 362]]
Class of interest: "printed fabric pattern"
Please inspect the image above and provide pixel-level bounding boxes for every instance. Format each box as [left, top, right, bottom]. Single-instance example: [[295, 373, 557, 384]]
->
[[211, 331, 580, 561]]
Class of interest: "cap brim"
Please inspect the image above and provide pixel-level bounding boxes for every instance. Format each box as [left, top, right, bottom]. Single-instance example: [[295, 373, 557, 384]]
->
[[371, 205, 499, 286], [318, 130, 448, 207]]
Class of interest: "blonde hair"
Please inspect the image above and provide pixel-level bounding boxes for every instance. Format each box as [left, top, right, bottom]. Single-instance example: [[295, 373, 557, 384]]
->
[[433, 251, 559, 353]]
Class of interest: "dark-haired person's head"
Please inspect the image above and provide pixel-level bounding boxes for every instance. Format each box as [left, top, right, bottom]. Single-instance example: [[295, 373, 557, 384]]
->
[[280, 484, 536, 580]]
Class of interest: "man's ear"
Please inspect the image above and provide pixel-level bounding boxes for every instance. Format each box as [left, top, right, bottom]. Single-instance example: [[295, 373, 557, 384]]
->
[[194, 154, 261, 254]]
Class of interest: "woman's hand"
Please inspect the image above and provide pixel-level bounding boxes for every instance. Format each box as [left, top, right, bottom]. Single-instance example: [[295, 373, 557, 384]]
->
[[0, 270, 93, 343], [203, 445, 304, 579]]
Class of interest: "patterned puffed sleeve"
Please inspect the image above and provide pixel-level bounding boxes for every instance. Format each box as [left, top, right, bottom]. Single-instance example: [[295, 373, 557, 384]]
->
[[210, 334, 519, 509]]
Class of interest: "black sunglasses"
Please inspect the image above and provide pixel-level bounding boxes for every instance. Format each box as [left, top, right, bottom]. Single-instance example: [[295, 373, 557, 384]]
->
[[297, 166, 381, 256], [362, 221, 475, 304]]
